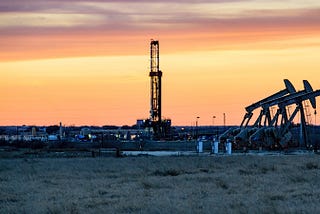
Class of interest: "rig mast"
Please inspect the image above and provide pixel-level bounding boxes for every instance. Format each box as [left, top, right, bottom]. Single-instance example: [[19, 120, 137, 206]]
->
[[147, 40, 171, 139], [149, 40, 162, 123]]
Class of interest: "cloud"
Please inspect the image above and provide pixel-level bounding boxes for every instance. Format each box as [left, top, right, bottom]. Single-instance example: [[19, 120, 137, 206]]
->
[[0, 0, 320, 61], [0, 0, 247, 13]]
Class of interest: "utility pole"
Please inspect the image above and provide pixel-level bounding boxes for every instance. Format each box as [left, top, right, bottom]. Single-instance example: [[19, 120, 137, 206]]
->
[[212, 115, 216, 135], [196, 116, 200, 139]]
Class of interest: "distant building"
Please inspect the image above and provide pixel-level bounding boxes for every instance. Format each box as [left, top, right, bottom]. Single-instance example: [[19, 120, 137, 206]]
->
[[32, 127, 36, 136], [80, 128, 91, 136], [136, 120, 146, 129]]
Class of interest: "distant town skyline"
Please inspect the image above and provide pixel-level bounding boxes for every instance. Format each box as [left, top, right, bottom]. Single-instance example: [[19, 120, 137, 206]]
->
[[1, 0, 320, 126]]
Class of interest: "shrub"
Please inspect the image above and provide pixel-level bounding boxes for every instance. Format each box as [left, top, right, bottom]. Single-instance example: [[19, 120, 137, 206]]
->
[[215, 178, 228, 190], [152, 169, 182, 176], [306, 162, 318, 170]]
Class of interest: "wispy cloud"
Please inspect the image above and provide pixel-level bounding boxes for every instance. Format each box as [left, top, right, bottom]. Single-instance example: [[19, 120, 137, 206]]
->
[[1, 0, 320, 61], [0, 0, 246, 12]]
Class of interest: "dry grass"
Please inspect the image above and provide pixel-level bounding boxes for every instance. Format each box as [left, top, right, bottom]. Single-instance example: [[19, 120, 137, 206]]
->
[[1, 152, 320, 213]]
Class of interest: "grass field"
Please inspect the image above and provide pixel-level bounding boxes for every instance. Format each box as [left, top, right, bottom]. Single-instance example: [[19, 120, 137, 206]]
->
[[0, 151, 320, 213]]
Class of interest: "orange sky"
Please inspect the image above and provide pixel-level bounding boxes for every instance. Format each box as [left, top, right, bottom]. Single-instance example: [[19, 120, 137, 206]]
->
[[1, 0, 320, 126]]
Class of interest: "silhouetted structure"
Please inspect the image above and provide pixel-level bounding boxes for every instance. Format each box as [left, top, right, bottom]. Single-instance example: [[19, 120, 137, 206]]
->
[[149, 40, 162, 123], [220, 79, 320, 150], [145, 40, 171, 139]]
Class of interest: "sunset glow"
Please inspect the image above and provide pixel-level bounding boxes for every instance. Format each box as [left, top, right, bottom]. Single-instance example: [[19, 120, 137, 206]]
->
[[1, 0, 320, 126]]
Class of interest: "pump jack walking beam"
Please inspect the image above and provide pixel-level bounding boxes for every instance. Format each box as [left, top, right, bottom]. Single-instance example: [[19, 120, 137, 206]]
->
[[240, 79, 296, 128]]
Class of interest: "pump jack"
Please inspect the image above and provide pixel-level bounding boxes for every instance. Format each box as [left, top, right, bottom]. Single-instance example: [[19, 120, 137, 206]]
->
[[220, 79, 319, 150]]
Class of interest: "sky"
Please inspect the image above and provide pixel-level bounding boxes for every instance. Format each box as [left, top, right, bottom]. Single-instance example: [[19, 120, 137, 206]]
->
[[1, 0, 320, 126]]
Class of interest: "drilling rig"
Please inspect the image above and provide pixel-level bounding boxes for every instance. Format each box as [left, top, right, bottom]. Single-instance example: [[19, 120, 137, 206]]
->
[[149, 40, 162, 125], [146, 40, 171, 139]]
